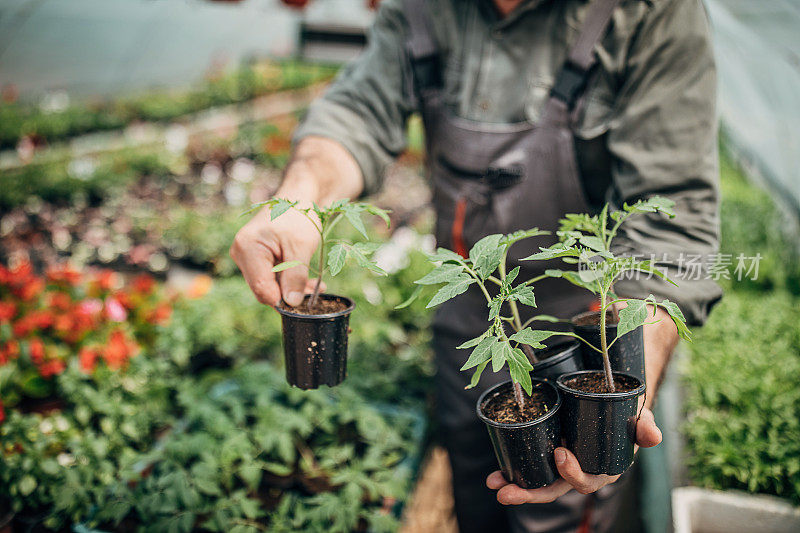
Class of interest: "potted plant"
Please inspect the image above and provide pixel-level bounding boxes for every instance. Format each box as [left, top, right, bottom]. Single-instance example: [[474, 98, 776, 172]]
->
[[243, 197, 390, 389], [408, 229, 571, 488], [525, 197, 692, 475]]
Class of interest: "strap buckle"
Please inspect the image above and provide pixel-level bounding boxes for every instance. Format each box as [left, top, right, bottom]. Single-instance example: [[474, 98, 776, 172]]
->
[[550, 59, 592, 107]]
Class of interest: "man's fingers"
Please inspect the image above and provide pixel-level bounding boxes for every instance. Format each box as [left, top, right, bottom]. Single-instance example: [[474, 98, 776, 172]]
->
[[636, 407, 663, 448], [486, 471, 510, 490], [496, 479, 572, 505], [279, 261, 311, 307], [304, 279, 327, 295], [554, 448, 618, 495], [230, 235, 281, 307]]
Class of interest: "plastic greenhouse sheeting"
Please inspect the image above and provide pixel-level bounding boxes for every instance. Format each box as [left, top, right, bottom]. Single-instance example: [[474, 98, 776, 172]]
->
[[705, 0, 800, 219]]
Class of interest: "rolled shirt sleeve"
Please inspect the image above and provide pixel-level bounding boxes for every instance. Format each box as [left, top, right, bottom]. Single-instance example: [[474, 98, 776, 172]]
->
[[607, 0, 723, 326], [292, 0, 414, 196]]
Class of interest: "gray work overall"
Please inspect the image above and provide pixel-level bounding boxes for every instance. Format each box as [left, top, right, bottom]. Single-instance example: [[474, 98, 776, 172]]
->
[[403, 0, 632, 531]]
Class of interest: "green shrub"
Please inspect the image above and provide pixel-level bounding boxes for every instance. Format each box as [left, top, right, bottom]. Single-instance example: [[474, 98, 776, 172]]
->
[[682, 291, 800, 503]]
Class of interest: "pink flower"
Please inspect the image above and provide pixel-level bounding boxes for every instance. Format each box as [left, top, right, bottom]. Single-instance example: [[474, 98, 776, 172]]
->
[[78, 298, 103, 316], [105, 298, 127, 322]]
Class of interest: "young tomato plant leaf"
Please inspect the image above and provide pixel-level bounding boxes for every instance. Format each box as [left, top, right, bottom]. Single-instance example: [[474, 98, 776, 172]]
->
[[414, 263, 464, 285], [460, 336, 496, 371], [508, 285, 536, 307], [656, 298, 692, 341], [394, 284, 423, 310], [426, 276, 475, 308], [456, 330, 490, 350], [428, 247, 465, 264], [343, 205, 368, 238], [327, 244, 347, 276], [365, 205, 391, 228], [470, 234, 505, 280], [616, 299, 649, 339], [508, 328, 557, 348], [508, 354, 533, 395], [272, 260, 303, 273], [269, 198, 296, 221], [466, 360, 489, 389], [491, 341, 512, 373]]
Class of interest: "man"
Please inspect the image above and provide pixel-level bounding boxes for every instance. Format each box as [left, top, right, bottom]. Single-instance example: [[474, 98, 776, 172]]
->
[[231, 0, 721, 530]]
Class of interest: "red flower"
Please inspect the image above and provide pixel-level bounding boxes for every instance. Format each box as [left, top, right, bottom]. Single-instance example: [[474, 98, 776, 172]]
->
[[93, 270, 118, 292], [0, 264, 10, 286], [0, 400, 5, 424], [0, 302, 17, 322], [29, 338, 45, 364], [13, 315, 36, 337], [0, 341, 19, 365], [131, 274, 155, 295], [46, 264, 82, 286], [146, 303, 172, 325], [102, 329, 138, 370], [47, 291, 73, 311], [79, 347, 99, 374], [14, 277, 44, 301], [39, 358, 66, 378]]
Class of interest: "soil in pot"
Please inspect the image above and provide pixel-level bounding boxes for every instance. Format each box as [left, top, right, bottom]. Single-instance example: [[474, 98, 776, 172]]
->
[[556, 370, 645, 476], [532, 340, 583, 383], [477, 379, 562, 489], [571, 310, 645, 383], [276, 294, 355, 390]]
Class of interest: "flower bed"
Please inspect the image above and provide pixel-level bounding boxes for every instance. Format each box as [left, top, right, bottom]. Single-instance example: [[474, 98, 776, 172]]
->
[[1, 247, 434, 531]]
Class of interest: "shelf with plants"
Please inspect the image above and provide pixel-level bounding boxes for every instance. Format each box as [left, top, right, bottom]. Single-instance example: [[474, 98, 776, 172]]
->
[[0, 60, 337, 151]]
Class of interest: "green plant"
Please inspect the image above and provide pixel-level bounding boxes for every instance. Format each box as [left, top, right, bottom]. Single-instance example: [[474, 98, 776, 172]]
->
[[408, 229, 564, 410], [243, 198, 390, 309], [528, 197, 692, 391], [683, 291, 800, 503]]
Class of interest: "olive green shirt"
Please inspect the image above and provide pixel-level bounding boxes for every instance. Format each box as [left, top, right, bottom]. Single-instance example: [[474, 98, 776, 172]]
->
[[294, 0, 722, 325]]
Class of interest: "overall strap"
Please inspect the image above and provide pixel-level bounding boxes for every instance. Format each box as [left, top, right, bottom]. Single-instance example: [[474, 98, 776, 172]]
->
[[550, 0, 622, 108], [401, 0, 443, 98]]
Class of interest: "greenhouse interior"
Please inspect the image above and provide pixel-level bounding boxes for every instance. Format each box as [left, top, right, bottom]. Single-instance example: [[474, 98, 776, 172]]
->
[[1, 1, 799, 532]]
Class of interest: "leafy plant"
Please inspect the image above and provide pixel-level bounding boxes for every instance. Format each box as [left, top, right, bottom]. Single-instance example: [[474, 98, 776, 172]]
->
[[243, 198, 390, 309], [408, 230, 563, 410], [527, 197, 691, 391]]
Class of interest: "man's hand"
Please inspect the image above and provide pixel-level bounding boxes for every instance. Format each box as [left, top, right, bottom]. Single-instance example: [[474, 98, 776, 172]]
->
[[230, 136, 364, 307], [230, 206, 323, 307], [486, 407, 662, 505]]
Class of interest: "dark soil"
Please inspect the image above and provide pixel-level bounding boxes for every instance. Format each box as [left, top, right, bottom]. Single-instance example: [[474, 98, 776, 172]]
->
[[482, 387, 552, 424], [573, 309, 619, 326], [562, 371, 639, 394], [279, 294, 349, 316]]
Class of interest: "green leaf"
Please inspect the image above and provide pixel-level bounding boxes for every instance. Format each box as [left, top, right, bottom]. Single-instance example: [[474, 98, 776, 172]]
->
[[507, 346, 533, 371], [616, 299, 648, 339], [327, 244, 347, 276], [18, 475, 37, 496], [343, 206, 368, 238], [504, 266, 520, 287], [657, 298, 692, 341], [426, 276, 475, 308], [521, 245, 581, 261], [415, 263, 464, 285], [508, 328, 558, 348], [578, 235, 606, 252], [460, 337, 496, 370], [508, 355, 533, 395], [270, 198, 295, 221], [456, 331, 489, 350], [466, 361, 489, 389], [428, 247, 465, 263], [488, 297, 503, 320], [365, 205, 392, 228], [470, 234, 505, 280], [509, 286, 536, 307], [491, 341, 511, 372], [272, 260, 303, 273], [624, 196, 676, 217], [501, 228, 549, 245], [394, 285, 422, 309], [349, 246, 386, 276]]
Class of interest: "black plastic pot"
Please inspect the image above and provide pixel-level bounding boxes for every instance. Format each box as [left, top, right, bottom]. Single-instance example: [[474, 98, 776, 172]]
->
[[556, 370, 646, 475], [275, 294, 355, 390], [476, 379, 562, 489], [571, 310, 645, 384], [532, 340, 583, 383]]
